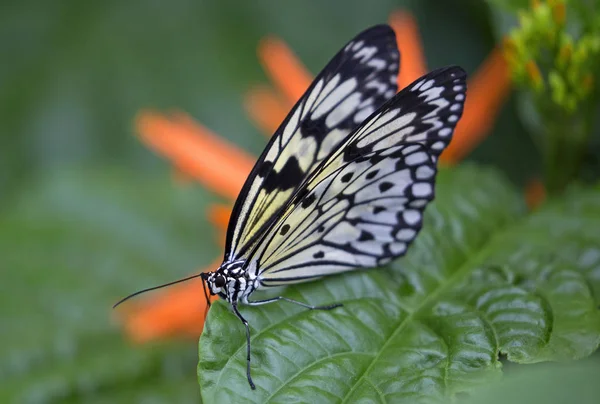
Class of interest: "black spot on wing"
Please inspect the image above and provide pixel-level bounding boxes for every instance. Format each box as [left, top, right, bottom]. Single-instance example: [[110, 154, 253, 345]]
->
[[365, 169, 379, 180], [300, 116, 328, 139], [313, 251, 325, 259], [341, 172, 354, 183], [373, 206, 386, 214], [379, 182, 394, 192], [280, 224, 290, 235], [295, 187, 308, 201], [263, 156, 304, 192], [257, 160, 273, 178], [301, 193, 317, 208], [358, 230, 374, 241]]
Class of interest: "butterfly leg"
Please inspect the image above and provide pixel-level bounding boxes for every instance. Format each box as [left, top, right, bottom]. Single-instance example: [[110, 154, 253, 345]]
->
[[247, 296, 342, 311], [231, 302, 256, 390]]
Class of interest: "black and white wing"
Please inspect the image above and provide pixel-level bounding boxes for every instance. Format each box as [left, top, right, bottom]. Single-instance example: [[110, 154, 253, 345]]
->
[[225, 25, 400, 260], [243, 66, 467, 285]]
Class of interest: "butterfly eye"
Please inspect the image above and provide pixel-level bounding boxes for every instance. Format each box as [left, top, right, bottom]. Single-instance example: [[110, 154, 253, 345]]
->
[[214, 275, 226, 288]]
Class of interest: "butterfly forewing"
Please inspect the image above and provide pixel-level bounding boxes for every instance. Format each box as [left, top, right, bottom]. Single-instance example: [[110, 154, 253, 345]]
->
[[245, 66, 467, 285], [225, 25, 400, 260]]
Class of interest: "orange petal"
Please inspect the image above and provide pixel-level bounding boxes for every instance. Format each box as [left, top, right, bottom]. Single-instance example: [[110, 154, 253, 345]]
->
[[525, 178, 546, 210], [441, 48, 511, 164], [207, 203, 232, 233], [389, 10, 427, 89], [117, 259, 221, 343], [244, 85, 292, 137], [136, 111, 256, 201], [258, 36, 313, 104]]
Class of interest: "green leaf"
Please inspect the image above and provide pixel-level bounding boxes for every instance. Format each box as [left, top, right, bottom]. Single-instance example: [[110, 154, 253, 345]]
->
[[198, 165, 600, 403], [462, 358, 600, 404], [484, 0, 529, 13], [0, 167, 220, 403]]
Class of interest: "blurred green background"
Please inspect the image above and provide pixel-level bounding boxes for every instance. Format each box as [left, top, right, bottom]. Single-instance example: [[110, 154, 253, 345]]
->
[[0, 0, 545, 402]]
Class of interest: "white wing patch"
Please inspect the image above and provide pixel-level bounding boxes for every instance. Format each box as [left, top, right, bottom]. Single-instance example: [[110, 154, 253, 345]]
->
[[242, 66, 467, 286], [313, 77, 357, 120]]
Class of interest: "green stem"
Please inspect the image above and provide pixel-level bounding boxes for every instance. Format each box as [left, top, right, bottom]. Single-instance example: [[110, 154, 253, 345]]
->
[[542, 111, 591, 196]]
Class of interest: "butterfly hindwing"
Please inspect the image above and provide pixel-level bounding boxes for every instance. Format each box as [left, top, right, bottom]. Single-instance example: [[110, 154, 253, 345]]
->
[[225, 25, 400, 260], [245, 66, 467, 285]]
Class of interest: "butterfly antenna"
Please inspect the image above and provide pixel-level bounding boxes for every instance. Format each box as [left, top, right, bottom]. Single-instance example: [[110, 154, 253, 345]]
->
[[113, 273, 203, 309], [201, 274, 212, 309]]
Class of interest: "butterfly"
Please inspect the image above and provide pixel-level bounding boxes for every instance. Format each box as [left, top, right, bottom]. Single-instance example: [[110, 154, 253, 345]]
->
[[115, 24, 467, 390]]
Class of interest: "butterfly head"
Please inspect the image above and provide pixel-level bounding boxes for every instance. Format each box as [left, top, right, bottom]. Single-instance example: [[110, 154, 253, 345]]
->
[[201, 259, 248, 303], [201, 271, 227, 296]]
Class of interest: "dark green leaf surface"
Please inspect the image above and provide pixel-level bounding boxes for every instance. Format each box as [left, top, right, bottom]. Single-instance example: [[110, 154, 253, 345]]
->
[[198, 166, 600, 403]]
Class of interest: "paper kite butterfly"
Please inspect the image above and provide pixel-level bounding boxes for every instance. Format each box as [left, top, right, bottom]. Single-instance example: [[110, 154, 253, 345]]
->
[[115, 24, 467, 389]]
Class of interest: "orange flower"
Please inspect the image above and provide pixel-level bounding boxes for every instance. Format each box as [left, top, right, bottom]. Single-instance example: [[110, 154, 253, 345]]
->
[[115, 10, 513, 343]]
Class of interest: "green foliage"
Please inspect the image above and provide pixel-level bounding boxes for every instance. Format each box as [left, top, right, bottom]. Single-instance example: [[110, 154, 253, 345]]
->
[[486, 0, 530, 12], [198, 165, 600, 403], [490, 0, 600, 194], [0, 168, 221, 402], [1, 0, 537, 199], [504, 0, 600, 112], [462, 358, 600, 403]]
